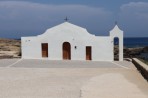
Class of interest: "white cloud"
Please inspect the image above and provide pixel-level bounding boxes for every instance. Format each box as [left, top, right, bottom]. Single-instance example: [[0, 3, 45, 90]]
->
[[120, 2, 148, 19], [119, 2, 148, 37], [0, 1, 112, 38], [121, 2, 148, 10], [0, 1, 111, 21]]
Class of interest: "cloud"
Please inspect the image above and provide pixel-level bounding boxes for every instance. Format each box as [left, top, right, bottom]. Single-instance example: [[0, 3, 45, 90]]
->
[[119, 2, 148, 37], [120, 2, 148, 20], [0, 1, 112, 38], [1, 1, 148, 38]]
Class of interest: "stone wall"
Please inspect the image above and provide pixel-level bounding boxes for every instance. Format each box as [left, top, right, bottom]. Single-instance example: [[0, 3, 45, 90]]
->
[[132, 58, 148, 81]]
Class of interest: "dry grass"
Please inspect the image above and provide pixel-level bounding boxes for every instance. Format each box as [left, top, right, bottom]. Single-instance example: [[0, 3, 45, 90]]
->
[[138, 58, 148, 65], [0, 39, 21, 58]]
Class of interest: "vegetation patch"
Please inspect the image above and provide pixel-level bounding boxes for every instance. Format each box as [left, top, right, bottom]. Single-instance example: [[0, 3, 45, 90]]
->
[[138, 58, 148, 65]]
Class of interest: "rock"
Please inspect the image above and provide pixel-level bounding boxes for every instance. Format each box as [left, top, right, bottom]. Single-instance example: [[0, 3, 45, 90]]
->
[[123, 47, 147, 59], [115, 46, 147, 59], [0, 55, 13, 59], [0, 39, 21, 59], [143, 46, 148, 52]]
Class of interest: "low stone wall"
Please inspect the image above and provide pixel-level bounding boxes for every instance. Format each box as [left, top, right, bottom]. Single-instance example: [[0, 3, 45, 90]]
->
[[132, 58, 148, 81]]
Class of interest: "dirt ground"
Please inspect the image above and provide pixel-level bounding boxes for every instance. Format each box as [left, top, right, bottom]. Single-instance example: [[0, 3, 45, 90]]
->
[[0, 39, 21, 58]]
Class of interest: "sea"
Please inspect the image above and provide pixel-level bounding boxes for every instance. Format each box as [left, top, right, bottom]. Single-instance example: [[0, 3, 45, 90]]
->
[[124, 37, 148, 60], [124, 37, 148, 48]]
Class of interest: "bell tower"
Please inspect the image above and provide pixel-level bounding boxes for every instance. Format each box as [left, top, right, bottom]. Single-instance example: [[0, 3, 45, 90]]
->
[[110, 24, 123, 61]]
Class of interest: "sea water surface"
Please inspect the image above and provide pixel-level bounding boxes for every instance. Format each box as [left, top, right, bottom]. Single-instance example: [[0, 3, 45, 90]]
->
[[124, 37, 148, 48], [124, 37, 148, 60]]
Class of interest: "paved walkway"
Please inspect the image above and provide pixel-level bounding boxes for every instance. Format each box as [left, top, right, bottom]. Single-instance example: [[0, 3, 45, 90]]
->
[[0, 59, 135, 69], [0, 59, 147, 98]]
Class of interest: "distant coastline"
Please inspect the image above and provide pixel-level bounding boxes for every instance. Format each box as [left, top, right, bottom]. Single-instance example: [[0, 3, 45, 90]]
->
[[12, 37, 148, 48], [122, 37, 148, 48], [0, 37, 147, 60], [15, 37, 148, 48], [10, 37, 148, 48]]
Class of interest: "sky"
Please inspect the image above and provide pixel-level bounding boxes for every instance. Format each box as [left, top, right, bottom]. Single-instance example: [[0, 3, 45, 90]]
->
[[0, 0, 148, 38]]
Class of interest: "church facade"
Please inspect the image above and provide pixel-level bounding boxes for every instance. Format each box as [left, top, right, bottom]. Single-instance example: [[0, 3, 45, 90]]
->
[[21, 22, 123, 61]]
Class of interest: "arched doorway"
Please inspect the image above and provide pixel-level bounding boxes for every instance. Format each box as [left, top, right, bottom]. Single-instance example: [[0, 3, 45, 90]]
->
[[63, 42, 71, 60], [114, 37, 119, 61]]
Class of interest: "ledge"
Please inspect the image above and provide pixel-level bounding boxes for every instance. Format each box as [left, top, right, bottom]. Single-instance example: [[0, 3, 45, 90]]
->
[[132, 58, 148, 81]]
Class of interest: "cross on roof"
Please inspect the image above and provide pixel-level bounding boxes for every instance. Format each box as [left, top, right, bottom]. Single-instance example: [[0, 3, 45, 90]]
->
[[64, 17, 69, 21]]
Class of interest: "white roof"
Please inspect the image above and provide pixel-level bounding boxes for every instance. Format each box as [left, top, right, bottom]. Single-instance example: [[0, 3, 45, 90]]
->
[[39, 22, 96, 39]]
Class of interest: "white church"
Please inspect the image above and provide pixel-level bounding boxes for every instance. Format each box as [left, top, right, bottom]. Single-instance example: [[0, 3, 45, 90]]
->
[[21, 22, 123, 61]]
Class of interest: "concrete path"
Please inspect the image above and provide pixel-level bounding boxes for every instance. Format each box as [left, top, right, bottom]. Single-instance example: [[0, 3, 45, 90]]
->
[[0, 59, 134, 69], [0, 59, 147, 98], [0, 59, 19, 67], [81, 73, 148, 98]]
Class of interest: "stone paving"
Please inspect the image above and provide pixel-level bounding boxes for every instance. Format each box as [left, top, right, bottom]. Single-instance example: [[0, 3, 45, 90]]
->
[[0, 59, 147, 98]]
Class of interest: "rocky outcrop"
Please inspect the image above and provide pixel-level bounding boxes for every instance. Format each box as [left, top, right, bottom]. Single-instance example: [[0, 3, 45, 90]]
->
[[114, 46, 146, 60], [123, 47, 144, 58], [132, 58, 148, 81], [0, 39, 21, 59], [143, 46, 148, 52], [114, 46, 148, 60]]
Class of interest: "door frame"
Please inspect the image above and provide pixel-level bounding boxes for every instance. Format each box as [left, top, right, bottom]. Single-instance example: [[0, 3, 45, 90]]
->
[[41, 43, 48, 58], [86, 46, 92, 60], [62, 42, 71, 60]]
